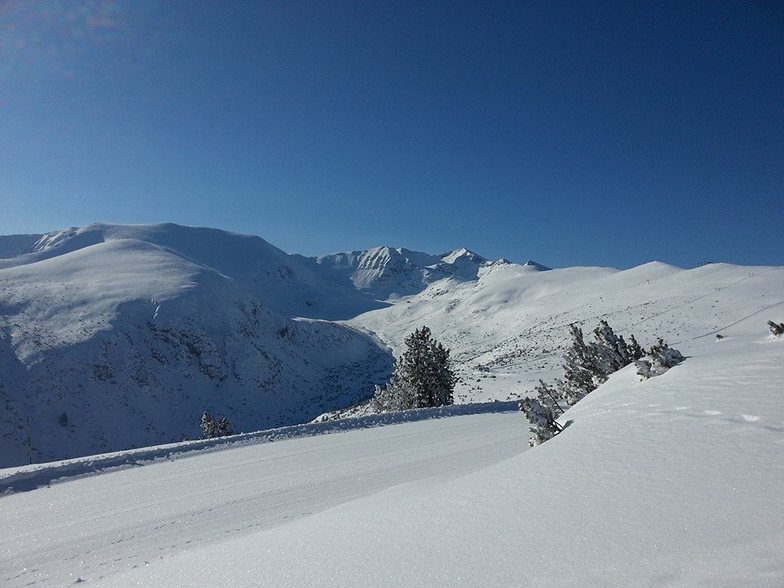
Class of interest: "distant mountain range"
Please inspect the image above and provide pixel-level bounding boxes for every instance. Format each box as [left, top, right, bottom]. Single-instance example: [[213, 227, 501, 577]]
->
[[1, 222, 781, 467], [303, 245, 548, 299]]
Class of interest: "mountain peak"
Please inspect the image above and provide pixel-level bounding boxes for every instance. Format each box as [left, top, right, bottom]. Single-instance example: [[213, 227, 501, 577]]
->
[[522, 260, 551, 271], [440, 248, 487, 265]]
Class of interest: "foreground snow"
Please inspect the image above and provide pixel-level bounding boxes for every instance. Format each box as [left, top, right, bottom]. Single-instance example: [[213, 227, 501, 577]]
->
[[1, 410, 523, 586], [2, 331, 782, 586]]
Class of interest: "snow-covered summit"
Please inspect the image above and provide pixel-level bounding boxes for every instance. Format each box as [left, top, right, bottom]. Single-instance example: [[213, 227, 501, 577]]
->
[[1, 223, 383, 319], [521, 259, 550, 271], [0, 223, 392, 467], [2, 222, 782, 469], [309, 245, 518, 299]]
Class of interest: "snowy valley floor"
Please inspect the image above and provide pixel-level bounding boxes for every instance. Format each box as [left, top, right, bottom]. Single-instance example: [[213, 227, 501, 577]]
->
[[1, 333, 783, 586]]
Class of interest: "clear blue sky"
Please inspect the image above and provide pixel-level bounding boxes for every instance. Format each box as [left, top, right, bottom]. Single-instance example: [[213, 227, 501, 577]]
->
[[1, 1, 782, 268]]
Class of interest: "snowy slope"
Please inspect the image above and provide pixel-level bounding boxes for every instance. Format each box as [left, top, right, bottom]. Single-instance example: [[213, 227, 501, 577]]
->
[[2, 223, 782, 469], [1, 325, 782, 586], [0, 223, 384, 318], [350, 261, 784, 403], [0, 224, 392, 467]]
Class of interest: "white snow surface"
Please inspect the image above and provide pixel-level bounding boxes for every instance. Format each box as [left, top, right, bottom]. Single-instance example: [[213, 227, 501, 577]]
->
[[1, 330, 782, 586], [0, 224, 393, 466], [0, 223, 783, 585], [2, 222, 783, 467], [350, 261, 784, 403]]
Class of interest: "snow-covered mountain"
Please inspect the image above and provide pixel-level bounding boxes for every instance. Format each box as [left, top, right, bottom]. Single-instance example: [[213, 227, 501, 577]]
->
[[0, 224, 392, 467], [1, 222, 783, 585], [1, 222, 782, 469], [303, 245, 548, 299], [350, 260, 784, 403]]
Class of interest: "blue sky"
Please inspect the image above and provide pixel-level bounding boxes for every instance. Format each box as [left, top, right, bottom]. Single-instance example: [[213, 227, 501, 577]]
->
[[0, 0, 781, 268]]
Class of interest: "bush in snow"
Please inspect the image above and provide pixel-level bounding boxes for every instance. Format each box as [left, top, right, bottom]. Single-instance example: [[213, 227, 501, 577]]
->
[[534, 379, 564, 417], [635, 338, 685, 380], [523, 320, 655, 445], [200, 411, 234, 439], [519, 396, 562, 447], [370, 377, 415, 412], [554, 377, 583, 406], [562, 320, 641, 400], [768, 320, 784, 337], [591, 319, 636, 376], [562, 324, 600, 397], [372, 326, 455, 411]]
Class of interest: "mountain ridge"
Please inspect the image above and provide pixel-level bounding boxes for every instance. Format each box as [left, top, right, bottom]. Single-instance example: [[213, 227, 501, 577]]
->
[[1, 222, 781, 467]]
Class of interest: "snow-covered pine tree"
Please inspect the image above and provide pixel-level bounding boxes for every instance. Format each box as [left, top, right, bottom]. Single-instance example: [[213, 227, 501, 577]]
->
[[626, 334, 645, 361], [591, 320, 633, 377], [554, 377, 583, 406], [200, 411, 215, 438], [215, 417, 233, 437], [534, 379, 564, 417], [397, 326, 455, 408], [562, 324, 599, 396], [373, 326, 455, 411], [561, 321, 644, 402], [200, 411, 233, 438], [635, 338, 685, 380], [519, 397, 562, 447], [370, 371, 416, 412]]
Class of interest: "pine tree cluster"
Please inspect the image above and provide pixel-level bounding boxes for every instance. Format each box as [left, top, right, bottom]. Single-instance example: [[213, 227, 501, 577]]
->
[[561, 320, 645, 399], [200, 411, 233, 439], [372, 326, 455, 411], [520, 320, 682, 447]]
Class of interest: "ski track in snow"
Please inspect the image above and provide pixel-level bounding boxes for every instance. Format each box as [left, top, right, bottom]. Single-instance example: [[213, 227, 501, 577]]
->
[[0, 413, 525, 587]]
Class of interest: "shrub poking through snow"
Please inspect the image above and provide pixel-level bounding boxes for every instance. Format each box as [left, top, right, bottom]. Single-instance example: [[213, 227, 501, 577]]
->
[[562, 324, 599, 397], [554, 377, 583, 406], [534, 379, 564, 417], [561, 320, 642, 401], [525, 320, 682, 446], [200, 411, 233, 439], [767, 321, 784, 337], [635, 338, 685, 380], [519, 397, 563, 447]]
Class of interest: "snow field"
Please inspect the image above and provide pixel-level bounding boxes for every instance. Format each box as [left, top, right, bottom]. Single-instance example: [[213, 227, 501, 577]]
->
[[108, 334, 784, 587], [0, 412, 524, 586], [2, 332, 781, 586]]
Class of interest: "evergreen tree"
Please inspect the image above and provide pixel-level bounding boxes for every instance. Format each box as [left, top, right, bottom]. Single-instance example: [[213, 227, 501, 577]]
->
[[591, 320, 635, 377], [373, 326, 455, 411], [534, 379, 564, 417], [554, 377, 583, 406], [563, 321, 640, 399], [200, 411, 215, 438], [562, 324, 599, 396], [626, 334, 645, 361], [371, 373, 415, 412], [635, 338, 685, 380], [215, 416, 233, 437], [519, 397, 562, 447], [200, 411, 234, 438]]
